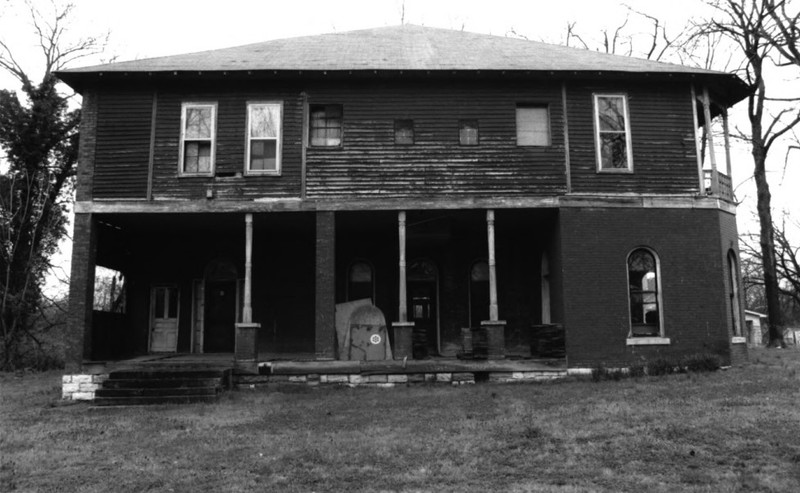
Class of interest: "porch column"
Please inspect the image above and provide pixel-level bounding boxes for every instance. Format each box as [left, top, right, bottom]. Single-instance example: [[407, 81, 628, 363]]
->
[[65, 213, 97, 371], [235, 213, 260, 372], [722, 108, 733, 178], [392, 210, 414, 359], [701, 86, 719, 194], [314, 211, 336, 359], [243, 214, 254, 323], [481, 209, 506, 359]]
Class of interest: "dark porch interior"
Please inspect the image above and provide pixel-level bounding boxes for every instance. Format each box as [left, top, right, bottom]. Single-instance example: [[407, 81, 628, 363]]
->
[[89, 208, 562, 363]]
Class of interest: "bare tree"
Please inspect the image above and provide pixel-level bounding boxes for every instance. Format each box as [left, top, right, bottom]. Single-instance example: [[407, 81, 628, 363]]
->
[[0, 1, 106, 369], [698, 0, 800, 346]]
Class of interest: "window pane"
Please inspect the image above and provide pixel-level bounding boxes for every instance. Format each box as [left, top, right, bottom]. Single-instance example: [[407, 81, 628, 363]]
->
[[184, 141, 211, 173], [395, 120, 414, 144], [185, 106, 212, 139], [516, 107, 549, 146], [309, 104, 343, 146], [167, 287, 178, 318], [599, 133, 628, 169], [597, 96, 626, 131], [250, 104, 280, 138], [250, 139, 277, 171], [460, 120, 479, 145], [350, 262, 373, 283], [155, 288, 165, 318]]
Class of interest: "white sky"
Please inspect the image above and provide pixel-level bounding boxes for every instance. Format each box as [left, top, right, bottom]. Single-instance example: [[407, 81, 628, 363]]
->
[[1, 0, 798, 293]]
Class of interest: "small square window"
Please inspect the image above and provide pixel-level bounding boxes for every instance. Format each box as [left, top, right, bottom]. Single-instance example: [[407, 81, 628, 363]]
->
[[395, 119, 414, 145], [516, 106, 550, 146], [309, 104, 343, 146], [459, 119, 479, 146]]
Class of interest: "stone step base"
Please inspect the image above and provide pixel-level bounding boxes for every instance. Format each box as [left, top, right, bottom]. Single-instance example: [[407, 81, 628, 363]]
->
[[235, 370, 568, 389]]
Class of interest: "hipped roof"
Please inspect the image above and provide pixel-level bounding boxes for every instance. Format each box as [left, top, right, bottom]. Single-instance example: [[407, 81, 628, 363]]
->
[[56, 24, 749, 106]]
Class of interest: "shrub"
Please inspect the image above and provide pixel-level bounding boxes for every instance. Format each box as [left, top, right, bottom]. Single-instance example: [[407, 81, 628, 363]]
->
[[682, 353, 722, 373], [646, 358, 677, 376]]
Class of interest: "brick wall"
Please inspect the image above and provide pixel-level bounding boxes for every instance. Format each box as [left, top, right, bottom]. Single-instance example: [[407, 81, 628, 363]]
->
[[559, 207, 732, 367], [65, 213, 97, 370]]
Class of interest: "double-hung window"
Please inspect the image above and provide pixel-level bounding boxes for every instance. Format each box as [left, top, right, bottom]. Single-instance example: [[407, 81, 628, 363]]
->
[[180, 103, 216, 176], [594, 94, 633, 171], [246, 102, 282, 175]]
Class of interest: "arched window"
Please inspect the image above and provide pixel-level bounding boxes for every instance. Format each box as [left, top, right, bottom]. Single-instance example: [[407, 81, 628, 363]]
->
[[347, 260, 374, 302], [728, 250, 743, 337], [628, 248, 663, 337], [469, 260, 489, 327]]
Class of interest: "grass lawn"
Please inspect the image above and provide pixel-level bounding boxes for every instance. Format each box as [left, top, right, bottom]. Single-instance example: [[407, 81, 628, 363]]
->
[[2, 349, 800, 492]]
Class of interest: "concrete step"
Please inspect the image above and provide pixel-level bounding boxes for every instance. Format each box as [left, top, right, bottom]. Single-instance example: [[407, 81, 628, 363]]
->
[[96, 387, 219, 398], [102, 378, 223, 389], [94, 394, 220, 406], [94, 368, 229, 406]]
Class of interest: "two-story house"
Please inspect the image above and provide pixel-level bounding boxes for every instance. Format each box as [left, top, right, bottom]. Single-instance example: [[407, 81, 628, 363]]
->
[[57, 25, 750, 382]]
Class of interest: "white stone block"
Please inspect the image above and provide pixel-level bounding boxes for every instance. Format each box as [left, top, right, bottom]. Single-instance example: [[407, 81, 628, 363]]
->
[[79, 383, 100, 392], [349, 374, 366, 384], [435, 373, 452, 382], [387, 374, 408, 383], [71, 375, 93, 384], [62, 383, 80, 393], [62, 375, 72, 384], [321, 375, 349, 384], [288, 375, 307, 383], [72, 392, 94, 401]]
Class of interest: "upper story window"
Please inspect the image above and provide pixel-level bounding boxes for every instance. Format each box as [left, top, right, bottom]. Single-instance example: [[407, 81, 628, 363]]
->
[[180, 102, 216, 176], [246, 102, 282, 175], [516, 105, 550, 146], [309, 104, 343, 146], [459, 119, 479, 146], [395, 119, 414, 145], [594, 94, 633, 172]]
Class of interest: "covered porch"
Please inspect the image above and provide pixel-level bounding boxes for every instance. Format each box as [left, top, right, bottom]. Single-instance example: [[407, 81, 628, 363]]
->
[[70, 207, 564, 371]]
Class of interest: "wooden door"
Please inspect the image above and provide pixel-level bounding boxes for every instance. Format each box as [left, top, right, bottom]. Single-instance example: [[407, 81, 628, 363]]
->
[[150, 285, 179, 352]]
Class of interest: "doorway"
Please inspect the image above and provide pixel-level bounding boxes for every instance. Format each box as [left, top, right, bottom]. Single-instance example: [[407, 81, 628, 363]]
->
[[204, 280, 236, 352], [408, 259, 439, 357], [149, 285, 179, 352]]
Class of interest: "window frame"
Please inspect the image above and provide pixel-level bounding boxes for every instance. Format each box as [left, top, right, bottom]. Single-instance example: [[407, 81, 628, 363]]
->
[[459, 119, 480, 146], [179, 102, 217, 177], [626, 247, 669, 345], [593, 93, 633, 173], [515, 104, 551, 147], [245, 101, 283, 176], [308, 104, 343, 147]]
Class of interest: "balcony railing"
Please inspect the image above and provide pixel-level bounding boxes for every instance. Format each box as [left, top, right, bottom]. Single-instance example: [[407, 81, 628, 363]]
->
[[704, 170, 735, 203]]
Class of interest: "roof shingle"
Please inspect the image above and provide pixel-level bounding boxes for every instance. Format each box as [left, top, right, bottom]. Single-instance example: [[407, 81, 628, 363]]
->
[[59, 24, 726, 75]]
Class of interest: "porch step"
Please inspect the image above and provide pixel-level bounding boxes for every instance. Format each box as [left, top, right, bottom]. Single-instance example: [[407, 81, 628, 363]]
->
[[94, 369, 229, 406]]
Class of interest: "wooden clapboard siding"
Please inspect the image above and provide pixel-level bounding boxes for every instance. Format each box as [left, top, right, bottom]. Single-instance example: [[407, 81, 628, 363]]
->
[[150, 84, 303, 200], [305, 79, 567, 199], [567, 81, 699, 194], [94, 91, 152, 198]]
